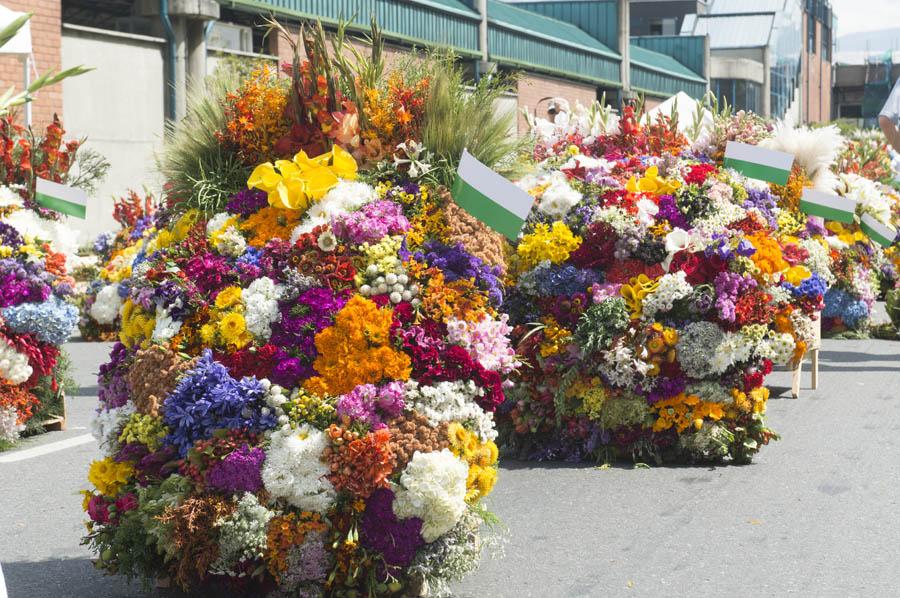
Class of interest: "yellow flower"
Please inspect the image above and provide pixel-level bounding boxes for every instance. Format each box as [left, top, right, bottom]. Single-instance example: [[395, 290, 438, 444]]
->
[[783, 265, 811, 286], [215, 286, 243, 310], [248, 145, 358, 211], [218, 312, 247, 344], [87, 458, 133, 497], [517, 222, 582, 270], [200, 323, 216, 345], [626, 165, 681, 196], [620, 274, 659, 318]]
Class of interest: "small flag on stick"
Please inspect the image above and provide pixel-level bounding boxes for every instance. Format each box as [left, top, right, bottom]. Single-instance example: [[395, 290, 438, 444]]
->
[[799, 189, 858, 224], [860, 213, 896, 247], [724, 141, 794, 185], [451, 150, 535, 241], [35, 178, 87, 219]]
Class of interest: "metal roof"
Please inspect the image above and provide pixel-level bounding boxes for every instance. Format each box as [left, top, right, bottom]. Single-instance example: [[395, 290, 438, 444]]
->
[[487, 0, 618, 57], [708, 0, 786, 14], [681, 13, 775, 49], [630, 44, 705, 83]]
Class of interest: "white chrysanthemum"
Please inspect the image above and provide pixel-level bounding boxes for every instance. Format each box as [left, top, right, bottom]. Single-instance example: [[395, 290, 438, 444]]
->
[[709, 332, 755, 374], [798, 238, 836, 286], [838, 172, 893, 224], [538, 175, 582, 219], [242, 276, 283, 340], [292, 181, 377, 239], [3, 208, 80, 259], [392, 449, 469, 542], [91, 403, 136, 454], [262, 425, 336, 513], [0, 342, 33, 385], [404, 380, 497, 442], [754, 332, 796, 365], [89, 284, 123, 325]]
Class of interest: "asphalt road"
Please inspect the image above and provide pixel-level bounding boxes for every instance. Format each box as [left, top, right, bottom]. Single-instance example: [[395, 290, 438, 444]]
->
[[1, 338, 899, 598]]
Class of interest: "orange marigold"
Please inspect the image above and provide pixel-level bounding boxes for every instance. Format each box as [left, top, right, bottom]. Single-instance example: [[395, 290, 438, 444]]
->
[[305, 296, 411, 396], [239, 206, 302, 248]]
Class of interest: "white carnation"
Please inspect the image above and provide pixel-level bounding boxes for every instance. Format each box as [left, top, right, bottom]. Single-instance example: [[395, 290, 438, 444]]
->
[[641, 271, 693, 320], [262, 425, 336, 513], [392, 449, 468, 542], [91, 403, 136, 455], [538, 175, 582, 219]]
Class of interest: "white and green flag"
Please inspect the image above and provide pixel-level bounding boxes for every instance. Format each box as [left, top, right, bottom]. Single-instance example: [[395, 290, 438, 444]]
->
[[35, 177, 87, 219], [724, 141, 794, 185], [799, 189, 858, 224], [860, 213, 896, 247], [451, 150, 535, 241]]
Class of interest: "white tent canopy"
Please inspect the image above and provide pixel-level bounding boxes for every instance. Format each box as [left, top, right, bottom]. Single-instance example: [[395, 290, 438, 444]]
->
[[643, 91, 714, 141], [0, 3, 31, 55]]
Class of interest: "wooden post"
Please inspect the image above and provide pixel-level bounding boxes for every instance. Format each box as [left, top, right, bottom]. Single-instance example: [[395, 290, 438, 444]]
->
[[791, 313, 822, 399]]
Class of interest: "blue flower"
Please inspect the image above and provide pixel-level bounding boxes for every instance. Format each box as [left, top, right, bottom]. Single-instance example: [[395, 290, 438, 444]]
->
[[1, 296, 79, 345], [162, 350, 277, 455]]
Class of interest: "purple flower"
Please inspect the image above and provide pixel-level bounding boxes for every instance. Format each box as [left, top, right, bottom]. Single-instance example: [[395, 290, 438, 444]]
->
[[359, 488, 424, 567], [332, 200, 410, 244], [657, 195, 688, 229], [226, 188, 269, 217], [205, 445, 265, 494], [736, 239, 757, 257]]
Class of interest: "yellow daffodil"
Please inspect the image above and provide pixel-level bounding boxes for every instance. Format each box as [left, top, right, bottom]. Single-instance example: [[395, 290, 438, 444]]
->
[[625, 165, 681, 196], [248, 145, 358, 211]]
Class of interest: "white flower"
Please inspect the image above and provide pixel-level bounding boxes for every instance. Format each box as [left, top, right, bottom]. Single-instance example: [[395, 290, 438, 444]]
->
[[242, 277, 283, 340], [635, 198, 659, 226], [90, 284, 123, 325], [404, 380, 497, 442], [0, 185, 24, 209], [262, 424, 336, 513], [641, 271, 693, 320], [317, 230, 337, 252], [206, 212, 232, 236], [538, 175, 582, 219], [215, 226, 247, 257], [152, 305, 182, 341], [212, 493, 274, 574], [392, 449, 468, 542], [0, 406, 24, 443], [0, 342, 33, 385], [292, 181, 377, 239], [91, 403, 136, 454]]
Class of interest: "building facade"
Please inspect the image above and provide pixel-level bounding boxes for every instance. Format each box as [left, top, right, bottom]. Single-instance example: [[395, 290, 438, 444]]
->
[[4, 0, 709, 239]]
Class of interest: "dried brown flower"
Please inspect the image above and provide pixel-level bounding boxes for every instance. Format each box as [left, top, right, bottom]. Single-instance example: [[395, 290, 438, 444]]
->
[[387, 410, 449, 470], [127, 345, 197, 416]]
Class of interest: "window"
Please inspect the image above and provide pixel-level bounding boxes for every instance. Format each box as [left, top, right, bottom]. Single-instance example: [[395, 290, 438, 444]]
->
[[712, 78, 762, 114], [649, 19, 663, 36], [807, 11, 817, 53], [839, 105, 863, 118]]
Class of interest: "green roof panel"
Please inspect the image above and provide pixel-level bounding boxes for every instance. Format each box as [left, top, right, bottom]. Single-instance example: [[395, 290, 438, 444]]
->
[[629, 44, 706, 83]]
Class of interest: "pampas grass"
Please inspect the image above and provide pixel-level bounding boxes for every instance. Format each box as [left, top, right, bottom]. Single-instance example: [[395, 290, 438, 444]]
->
[[761, 118, 845, 192]]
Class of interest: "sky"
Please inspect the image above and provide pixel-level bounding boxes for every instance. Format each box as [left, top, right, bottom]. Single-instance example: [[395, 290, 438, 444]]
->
[[831, 0, 900, 36]]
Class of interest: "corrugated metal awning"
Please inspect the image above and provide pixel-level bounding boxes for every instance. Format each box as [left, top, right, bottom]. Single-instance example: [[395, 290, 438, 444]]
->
[[681, 13, 775, 49]]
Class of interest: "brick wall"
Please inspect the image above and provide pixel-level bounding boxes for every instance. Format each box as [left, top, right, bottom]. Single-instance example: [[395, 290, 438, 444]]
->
[[0, 0, 62, 128], [517, 72, 597, 134], [801, 17, 832, 124], [267, 23, 406, 71]]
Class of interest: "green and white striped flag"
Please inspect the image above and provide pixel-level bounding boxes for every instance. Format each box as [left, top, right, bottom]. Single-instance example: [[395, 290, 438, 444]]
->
[[35, 177, 87, 219], [724, 141, 794, 185], [451, 150, 535, 241], [799, 189, 858, 224], [860, 213, 896, 247]]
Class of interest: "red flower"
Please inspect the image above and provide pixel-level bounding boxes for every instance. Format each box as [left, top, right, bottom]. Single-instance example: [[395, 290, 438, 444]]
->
[[668, 251, 727, 285], [683, 163, 716, 185]]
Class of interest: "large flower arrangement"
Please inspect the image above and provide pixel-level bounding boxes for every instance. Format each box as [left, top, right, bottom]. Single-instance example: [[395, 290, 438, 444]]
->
[[80, 191, 160, 341], [0, 116, 99, 445], [499, 105, 824, 464], [82, 23, 516, 596]]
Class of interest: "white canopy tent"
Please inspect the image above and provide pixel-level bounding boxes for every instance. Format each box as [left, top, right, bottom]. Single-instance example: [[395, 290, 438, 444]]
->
[[643, 91, 714, 142], [0, 3, 33, 124]]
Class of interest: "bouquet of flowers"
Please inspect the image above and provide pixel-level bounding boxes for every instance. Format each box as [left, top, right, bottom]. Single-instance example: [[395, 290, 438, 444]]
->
[[82, 21, 516, 596], [80, 190, 160, 341], [500, 105, 824, 464]]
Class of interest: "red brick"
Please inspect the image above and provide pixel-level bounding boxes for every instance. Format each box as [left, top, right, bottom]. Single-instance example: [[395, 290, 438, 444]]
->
[[516, 73, 597, 135], [0, 0, 62, 128]]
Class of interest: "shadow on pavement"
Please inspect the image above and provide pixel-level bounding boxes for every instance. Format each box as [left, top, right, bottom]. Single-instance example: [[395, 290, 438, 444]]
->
[[2, 558, 175, 598]]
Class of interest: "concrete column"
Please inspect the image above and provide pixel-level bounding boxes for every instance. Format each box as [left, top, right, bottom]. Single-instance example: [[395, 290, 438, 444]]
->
[[618, 0, 631, 101], [173, 16, 188, 120], [477, 0, 488, 63], [187, 19, 208, 83], [762, 46, 771, 118], [703, 35, 711, 93]]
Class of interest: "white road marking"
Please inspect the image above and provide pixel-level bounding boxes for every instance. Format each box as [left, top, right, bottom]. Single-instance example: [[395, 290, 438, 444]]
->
[[0, 434, 95, 463]]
